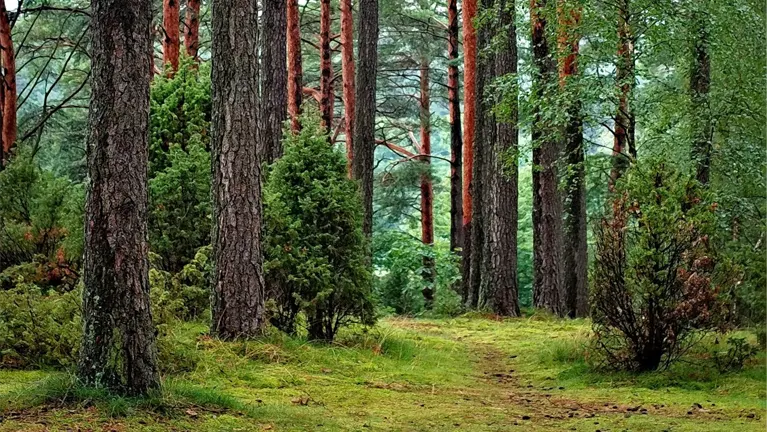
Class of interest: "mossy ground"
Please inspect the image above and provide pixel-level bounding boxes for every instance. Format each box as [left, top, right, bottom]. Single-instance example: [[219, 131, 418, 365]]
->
[[0, 315, 764, 431]]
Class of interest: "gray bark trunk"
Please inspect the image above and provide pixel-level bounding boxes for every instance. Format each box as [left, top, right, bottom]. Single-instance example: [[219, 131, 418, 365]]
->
[[210, 0, 266, 339]]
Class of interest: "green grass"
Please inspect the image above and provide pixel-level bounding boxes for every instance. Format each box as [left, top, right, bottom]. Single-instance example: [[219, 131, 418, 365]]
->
[[0, 316, 764, 431]]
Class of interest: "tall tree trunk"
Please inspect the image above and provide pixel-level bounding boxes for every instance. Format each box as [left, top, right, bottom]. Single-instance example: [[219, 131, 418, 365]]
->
[[210, 0, 266, 340], [690, 6, 712, 185], [448, 0, 463, 253], [461, 0, 477, 305], [0, 0, 16, 166], [184, 0, 201, 59], [352, 0, 378, 239], [340, 0, 355, 174], [319, 0, 333, 132], [531, 0, 565, 316], [558, 0, 588, 318], [261, 0, 288, 163], [78, 0, 159, 396], [162, 0, 180, 74], [419, 58, 435, 307], [287, 0, 303, 132], [610, 0, 635, 186], [469, 0, 495, 309], [486, 0, 520, 316]]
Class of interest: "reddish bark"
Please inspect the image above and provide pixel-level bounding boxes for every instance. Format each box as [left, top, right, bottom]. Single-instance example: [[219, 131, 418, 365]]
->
[[419, 59, 435, 306], [461, 0, 477, 302], [340, 0, 355, 174], [184, 0, 201, 60], [0, 0, 16, 165], [610, 0, 634, 186], [162, 0, 180, 74], [448, 0, 463, 253], [319, 0, 333, 132], [287, 0, 303, 131]]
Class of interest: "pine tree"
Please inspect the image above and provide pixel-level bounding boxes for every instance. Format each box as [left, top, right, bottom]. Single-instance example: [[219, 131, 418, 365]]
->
[[210, 0, 266, 339], [78, 0, 159, 395]]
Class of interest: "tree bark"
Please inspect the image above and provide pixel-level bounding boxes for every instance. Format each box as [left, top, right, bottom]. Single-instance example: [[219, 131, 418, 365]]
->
[[162, 0, 180, 74], [78, 0, 159, 396], [486, 0, 520, 316], [558, 0, 588, 318], [319, 0, 333, 132], [287, 0, 303, 132], [352, 0, 378, 239], [461, 0, 477, 304], [210, 0, 266, 340], [340, 0, 355, 174], [448, 0, 463, 254], [0, 0, 16, 166], [690, 7, 712, 185], [469, 0, 495, 309], [610, 0, 635, 186], [261, 0, 288, 163], [419, 58, 435, 307], [184, 0, 201, 59], [531, 0, 565, 316]]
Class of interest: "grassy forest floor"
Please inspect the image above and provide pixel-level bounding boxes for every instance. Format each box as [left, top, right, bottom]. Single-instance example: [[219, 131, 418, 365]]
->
[[0, 315, 765, 431]]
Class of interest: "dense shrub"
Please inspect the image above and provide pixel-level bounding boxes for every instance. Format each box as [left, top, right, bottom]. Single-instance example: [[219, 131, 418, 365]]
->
[[0, 282, 81, 368], [591, 160, 728, 371], [149, 245, 212, 322], [264, 114, 374, 341], [0, 155, 84, 284], [149, 59, 212, 272]]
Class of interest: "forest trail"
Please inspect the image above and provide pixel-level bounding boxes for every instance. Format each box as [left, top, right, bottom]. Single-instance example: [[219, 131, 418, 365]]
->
[[0, 317, 764, 431]]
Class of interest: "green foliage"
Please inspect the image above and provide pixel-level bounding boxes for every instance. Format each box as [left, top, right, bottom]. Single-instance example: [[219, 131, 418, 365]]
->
[[373, 230, 461, 316], [591, 159, 727, 371], [148, 59, 212, 272], [264, 114, 374, 341], [149, 246, 213, 322], [712, 336, 759, 372], [0, 283, 81, 368], [149, 142, 211, 272], [0, 155, 84, 284]]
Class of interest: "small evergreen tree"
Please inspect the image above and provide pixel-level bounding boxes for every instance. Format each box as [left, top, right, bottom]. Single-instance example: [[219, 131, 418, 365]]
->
[[264, 113, 374, 341], [591, 159, 728, 371]]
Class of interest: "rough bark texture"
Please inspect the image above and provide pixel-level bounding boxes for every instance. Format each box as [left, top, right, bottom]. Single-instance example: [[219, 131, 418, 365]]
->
[[340, 0, 355, 174], [419, 59, 435, 307], [448, 0, 463, 254], [319, 0, 333, 132], [485, 0, 520, 316], [469, 0, 494, 309], [287, 0, 303, 132], [78, 0, 159, 396], [0, 0, 16, 166], [162, 0, 180, 74], [261, 0, 288, 162], [184, 0, 201, 59], [531, 0, 565, 316], [460, 0, 477, 304], [690, 8, 712, 185], [558, 0, 588, 318], [610, 0, 635, 186], [210, 0, 266, 340], [352, 0, 378, 239]]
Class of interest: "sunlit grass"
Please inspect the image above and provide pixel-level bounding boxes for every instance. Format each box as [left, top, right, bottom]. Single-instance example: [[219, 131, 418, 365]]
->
[[0, 315, 764, 431]]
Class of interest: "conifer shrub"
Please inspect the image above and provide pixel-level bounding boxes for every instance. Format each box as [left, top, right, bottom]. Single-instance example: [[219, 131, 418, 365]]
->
[[591, 160, 728, 371], [264, 114, 374, 342], [148, 58, 212, 271]]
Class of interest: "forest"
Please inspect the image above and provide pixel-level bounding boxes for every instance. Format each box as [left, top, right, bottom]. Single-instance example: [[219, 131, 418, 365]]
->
[[0, 0, 765, 430]]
